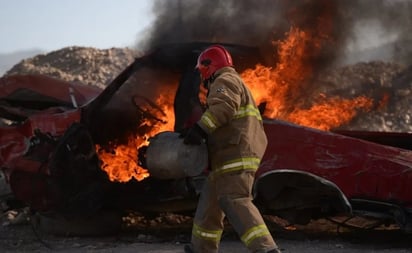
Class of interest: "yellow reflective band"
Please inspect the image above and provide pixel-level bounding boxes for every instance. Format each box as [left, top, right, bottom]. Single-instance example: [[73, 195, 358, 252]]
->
[[234, 104, 262, 121], [200, 111, 218, 131], [213, 157, 261, 175], [192, 223, 223, 242], [241, 224, 271, 246]]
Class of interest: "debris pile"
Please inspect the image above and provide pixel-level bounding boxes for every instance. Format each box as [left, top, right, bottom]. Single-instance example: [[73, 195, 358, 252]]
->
[[5, 46, 139, 89]]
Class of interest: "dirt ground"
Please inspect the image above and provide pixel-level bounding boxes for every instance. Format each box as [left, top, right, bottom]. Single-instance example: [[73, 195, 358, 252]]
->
[[0, 209, 411, 253]]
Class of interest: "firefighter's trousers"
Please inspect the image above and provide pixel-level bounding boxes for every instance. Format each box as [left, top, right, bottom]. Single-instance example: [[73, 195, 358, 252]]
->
[[190, 170, 278, 253]]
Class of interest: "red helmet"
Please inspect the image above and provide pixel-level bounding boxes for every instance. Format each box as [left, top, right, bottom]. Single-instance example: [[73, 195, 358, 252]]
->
[[195, 45, 233, 81]]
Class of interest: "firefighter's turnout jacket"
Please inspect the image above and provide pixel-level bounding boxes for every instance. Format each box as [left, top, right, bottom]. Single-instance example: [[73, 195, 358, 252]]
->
[[198, 67, 267, 174], [192, 67, 278, 253]]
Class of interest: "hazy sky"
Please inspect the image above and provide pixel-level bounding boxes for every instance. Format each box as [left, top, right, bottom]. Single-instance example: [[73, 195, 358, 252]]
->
[[0, 0, 154, 54]]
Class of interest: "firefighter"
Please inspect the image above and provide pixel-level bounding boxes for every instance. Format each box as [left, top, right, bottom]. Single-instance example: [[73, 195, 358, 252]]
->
[[182, 45, 280, 253]]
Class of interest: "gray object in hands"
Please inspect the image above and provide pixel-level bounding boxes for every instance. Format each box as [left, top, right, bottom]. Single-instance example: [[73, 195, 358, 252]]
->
[[146, 131, 208, 179]]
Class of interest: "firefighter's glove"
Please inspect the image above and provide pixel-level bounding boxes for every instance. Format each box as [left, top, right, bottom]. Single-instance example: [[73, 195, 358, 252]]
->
[[183, 124, 207, 145]]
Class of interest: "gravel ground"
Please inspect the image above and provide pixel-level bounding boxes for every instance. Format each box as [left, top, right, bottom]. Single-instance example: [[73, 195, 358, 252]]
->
[[1, 214, 411, 253]]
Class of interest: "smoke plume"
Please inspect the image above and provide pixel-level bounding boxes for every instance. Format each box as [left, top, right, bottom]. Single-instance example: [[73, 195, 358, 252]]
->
[[137, 0, 412, 66]]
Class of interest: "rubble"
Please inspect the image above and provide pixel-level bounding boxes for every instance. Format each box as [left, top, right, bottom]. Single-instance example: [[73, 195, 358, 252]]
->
[[4, 46, 140, 89]]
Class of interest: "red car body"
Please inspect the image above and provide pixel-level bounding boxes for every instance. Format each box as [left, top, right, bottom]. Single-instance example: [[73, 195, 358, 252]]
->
[[0, 74, 101, 173], [254, 119, 412, 230]]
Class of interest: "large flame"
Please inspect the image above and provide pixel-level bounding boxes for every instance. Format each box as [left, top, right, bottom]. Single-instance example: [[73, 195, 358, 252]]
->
[[97, 85, 176, 183], [242, 26, 373, 131]]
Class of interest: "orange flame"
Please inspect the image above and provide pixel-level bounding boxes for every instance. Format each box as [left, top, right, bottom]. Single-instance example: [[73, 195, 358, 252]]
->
[[242, 26, 373, 130], [287, 96, 373, 130], [98, 137, 148, 182], [97, 85, 176, 183]]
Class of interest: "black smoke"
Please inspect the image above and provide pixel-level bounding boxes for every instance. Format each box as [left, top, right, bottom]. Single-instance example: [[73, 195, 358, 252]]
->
[[137, 0, 412, 66], [138, 0, 283, 51], [138, 0, 347, 66]]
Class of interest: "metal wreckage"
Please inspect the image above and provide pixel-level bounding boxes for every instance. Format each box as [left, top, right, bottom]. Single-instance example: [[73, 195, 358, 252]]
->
[[1, 42, 412, 235]]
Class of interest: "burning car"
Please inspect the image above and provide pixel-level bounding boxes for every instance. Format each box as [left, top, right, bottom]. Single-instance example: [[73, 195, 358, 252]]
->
[[1, 41, 412, 235]]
